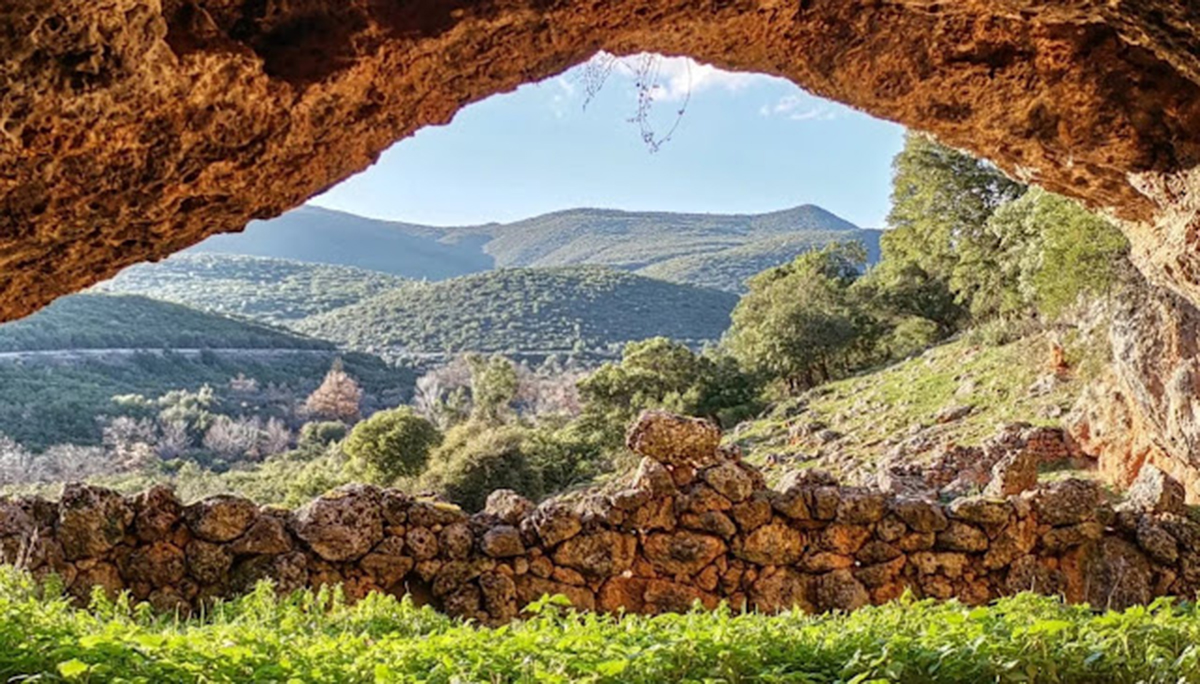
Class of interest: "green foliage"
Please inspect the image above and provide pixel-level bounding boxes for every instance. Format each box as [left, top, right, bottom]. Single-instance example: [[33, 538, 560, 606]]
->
[[0, 351, 412, 450], [296, 266, 739, 357], [419, 422, 543, 511], [636, 230, 883, 292], [467, 354, 519, 424], [3, 569, 1200, 682], [171, 204, 870, 293], [344, 408, 441, 484], [0, 294, 330, 352], [579, 338, 758, 447], [724, 243, 871, 392], [884, 132, 1026, 293], [985, 188, 1130, 318], [298, 421, 348, 449], [96, 253, 410, 322], [735, 328, 1108, 482]]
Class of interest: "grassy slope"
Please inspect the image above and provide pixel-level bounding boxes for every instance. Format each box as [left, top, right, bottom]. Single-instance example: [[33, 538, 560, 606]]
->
[[732, 327, 1107, 484], [295, 266, 739, 356], [638, 230, 883, 293]]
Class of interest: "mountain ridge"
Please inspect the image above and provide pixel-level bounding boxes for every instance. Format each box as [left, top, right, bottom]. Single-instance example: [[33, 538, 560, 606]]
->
[[189, 204, 880, 292]]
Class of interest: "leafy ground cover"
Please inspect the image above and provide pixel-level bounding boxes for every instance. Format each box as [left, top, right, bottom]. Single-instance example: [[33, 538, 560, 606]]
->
[[1, 569, 1198, 683]]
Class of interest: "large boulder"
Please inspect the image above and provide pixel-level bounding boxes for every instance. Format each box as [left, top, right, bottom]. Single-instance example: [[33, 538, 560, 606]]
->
[[291, 485, 383, 562]]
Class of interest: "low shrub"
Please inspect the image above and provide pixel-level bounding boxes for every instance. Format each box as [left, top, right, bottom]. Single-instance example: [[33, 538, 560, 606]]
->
[[1, 568, 1199, 683]]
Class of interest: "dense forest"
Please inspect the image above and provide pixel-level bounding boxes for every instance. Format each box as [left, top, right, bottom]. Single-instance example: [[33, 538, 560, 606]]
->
[[294, 266, 739, 357], [95, 254, 408, 322], [0, 294, 332, 352]]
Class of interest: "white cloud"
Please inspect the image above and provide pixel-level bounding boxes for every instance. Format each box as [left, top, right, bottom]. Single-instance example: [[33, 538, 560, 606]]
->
[[573, 52, 779, 103], [759, 93, 838, 122]]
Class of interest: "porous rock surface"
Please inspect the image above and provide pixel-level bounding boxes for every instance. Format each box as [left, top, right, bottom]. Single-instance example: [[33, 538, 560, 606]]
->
[[2, 411, 1198, 623], [5, 0, 1200, 323]]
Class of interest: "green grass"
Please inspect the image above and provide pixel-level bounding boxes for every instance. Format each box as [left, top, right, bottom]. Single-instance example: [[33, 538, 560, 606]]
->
[[2, 570, 1199, 682], [733, 326, 1106, 482]]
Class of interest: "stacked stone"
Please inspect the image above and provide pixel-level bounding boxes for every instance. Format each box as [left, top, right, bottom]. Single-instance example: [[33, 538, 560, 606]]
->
[[881, 424, 1076, 498], [0, 412, 1195, 622]]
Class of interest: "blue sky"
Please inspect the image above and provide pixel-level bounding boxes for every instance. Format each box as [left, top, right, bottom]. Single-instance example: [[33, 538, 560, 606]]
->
[[311, 54, 906, 229]]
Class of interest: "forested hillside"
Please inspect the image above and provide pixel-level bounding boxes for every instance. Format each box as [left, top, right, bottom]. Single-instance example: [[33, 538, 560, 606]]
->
[[185, 204, 877, 291], [295, 266, 738, 357], [0, 294, 331, 352], [95, 254, 408, 322], [0, 294, 413, 449]]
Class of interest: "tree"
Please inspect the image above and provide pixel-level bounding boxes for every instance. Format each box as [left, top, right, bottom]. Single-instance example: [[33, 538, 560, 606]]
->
[[883, 132, 1026, 320], [344, 407, 442, 483], [419, 422, 543, 511], [724, 243, 869, 392], [304, 358, 363, 422], [984, 188, 1129, 318], [467, 354, 519, 424]]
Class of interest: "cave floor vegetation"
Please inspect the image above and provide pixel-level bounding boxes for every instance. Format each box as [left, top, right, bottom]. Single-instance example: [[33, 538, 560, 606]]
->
[[0, 570, 1197, 683]]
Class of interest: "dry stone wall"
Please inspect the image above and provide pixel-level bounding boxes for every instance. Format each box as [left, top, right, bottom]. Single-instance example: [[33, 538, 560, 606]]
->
[[1, 411, 1197, 622]]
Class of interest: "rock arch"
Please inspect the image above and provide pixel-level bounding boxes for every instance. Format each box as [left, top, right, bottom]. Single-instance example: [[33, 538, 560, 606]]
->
[[3, 0, 1200, 322]]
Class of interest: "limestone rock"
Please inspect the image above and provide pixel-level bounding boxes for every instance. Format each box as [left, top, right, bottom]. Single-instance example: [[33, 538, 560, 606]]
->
[[292, 485, 383, 562], [186, 540, 232, 585], [632, 457, 676, 496], [1033, 479, 1104, 527], [183, 495, 258, 543], [890, 497, 949, 533], [483, 490, 534, 525], [625, 411, 721, 468], [131, 485, 181, 542], [984, 449, 1040, 497], [736, 523, 805, 565], [643, 531, 726, 576], [528, 502, 582, 547], [481, 525, 525, 558], [1128, 464, 1187, 515], [702, 462, 754, 503], [58, 484, 133, 561], [229, 514, 293, 556], [552, 531, 637, 577], [815, 569, 869, 613]]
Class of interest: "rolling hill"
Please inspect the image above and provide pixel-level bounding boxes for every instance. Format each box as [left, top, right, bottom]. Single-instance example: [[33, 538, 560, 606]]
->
[[294, 266, 739, 358], [0, 294, 332, 352], [187, 204, 881, 291], [94, 253, 409, 322], [0, 294, 414, 449]]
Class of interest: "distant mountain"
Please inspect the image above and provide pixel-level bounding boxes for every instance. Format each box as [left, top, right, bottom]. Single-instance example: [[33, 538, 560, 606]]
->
[[187, 204, 879, 291], [95, 253, 409, 322], [294, 266, 739, 358], [192, 207, 494, 280], [639, 231, 883, 293], [0, 293, 331, 352]]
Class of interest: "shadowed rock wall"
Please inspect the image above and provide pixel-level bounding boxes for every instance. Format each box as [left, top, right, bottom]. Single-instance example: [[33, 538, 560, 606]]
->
[[5, 1, 1200, 321], [1, 411, 1196, 622]]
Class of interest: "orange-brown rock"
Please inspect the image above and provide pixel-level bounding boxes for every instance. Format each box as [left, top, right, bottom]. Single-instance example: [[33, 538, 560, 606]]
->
[[6, 0, 1200, 325]]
